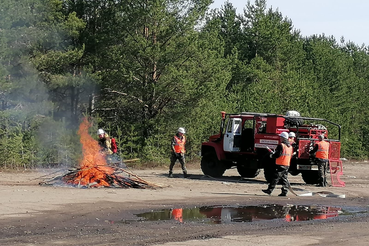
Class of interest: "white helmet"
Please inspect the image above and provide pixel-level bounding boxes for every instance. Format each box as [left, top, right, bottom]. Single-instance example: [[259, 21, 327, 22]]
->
[[279, 132, 289, 139], [178, 127, 186, 134], [97, 129, 105, 135], [288, 132, 296, 138]]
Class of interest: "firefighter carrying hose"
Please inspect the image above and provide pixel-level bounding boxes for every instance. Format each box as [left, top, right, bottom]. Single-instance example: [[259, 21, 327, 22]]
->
[[309, 134, 329, 187], [168, 127, 188, 178], [262, 132, 293, 196]]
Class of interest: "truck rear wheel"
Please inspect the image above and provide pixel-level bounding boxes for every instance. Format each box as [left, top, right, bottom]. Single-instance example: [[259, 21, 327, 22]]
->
[[237, 164, 260, 178], [201, 153, 226, 177], [301, 171, 320, 184]]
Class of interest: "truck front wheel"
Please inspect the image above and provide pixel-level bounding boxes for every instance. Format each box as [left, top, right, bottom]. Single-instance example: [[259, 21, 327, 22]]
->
[[237, 164, 260, 178], [262, 156, 275, 183], [201, 153, 226, 177], [264, 168, 274, 183]]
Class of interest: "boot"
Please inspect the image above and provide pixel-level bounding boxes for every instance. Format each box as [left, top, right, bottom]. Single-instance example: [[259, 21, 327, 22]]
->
[[323, 177, 328, 187], [279, 188, 288, 196], [183, 171, 188, 178], [317, 176, 324, 187], [262, 189, 271, 195], [168, 171, 173, 178]]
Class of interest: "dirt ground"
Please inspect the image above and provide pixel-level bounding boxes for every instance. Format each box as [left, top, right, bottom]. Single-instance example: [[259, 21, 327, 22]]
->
[[1, 161, 369, 246]]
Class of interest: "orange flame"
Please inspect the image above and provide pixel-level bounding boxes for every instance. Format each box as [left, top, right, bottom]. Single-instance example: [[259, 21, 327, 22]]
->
[[66, 117, 114, 187]]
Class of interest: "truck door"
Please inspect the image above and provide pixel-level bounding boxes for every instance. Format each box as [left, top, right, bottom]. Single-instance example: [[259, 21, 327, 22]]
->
[[223, 118, 242, 152]]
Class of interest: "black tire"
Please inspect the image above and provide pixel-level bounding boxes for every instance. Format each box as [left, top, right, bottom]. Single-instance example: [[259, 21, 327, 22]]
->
[[237, 164, 260, 178], [289, 158, 299, 176], [201, 152, 226, 177], [301, 171, 320, 184]]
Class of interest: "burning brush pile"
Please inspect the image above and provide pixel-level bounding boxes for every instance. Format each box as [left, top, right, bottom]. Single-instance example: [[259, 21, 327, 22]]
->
[[40, 118, 160, 189]]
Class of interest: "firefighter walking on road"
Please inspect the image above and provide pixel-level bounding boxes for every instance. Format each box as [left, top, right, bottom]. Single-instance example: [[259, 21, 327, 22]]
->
[[309, 134, 329, 187], [169, 127, 188, 178], [262, 132, 293, 196]]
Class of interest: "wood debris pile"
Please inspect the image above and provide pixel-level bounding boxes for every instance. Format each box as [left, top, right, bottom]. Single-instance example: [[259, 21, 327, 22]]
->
[[39, 166, 161, 189]]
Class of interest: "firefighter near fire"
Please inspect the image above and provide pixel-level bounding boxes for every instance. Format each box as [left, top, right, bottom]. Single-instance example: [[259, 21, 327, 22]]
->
[[97, 128, 120, 165], [168, 127, 188, 178], [200, 110, 345, 188]]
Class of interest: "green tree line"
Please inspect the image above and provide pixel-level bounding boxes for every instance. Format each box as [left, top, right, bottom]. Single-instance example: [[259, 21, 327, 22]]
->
[[0, 0, 368, 169]]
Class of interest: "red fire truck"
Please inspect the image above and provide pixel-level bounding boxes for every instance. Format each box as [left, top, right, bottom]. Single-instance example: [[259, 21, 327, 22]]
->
[[200, 111, 342, 184]]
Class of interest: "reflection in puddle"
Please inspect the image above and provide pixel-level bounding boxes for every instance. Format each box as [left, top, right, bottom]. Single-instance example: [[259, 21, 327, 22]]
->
[[134, 204, 343, 223]]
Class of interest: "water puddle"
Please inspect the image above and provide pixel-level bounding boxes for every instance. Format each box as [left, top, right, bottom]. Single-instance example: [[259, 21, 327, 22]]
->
[[133, 204, 344, 223]]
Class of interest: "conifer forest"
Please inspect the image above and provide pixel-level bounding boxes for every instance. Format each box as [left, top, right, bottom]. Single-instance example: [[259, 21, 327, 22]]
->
[[1, 0, 368, 168]]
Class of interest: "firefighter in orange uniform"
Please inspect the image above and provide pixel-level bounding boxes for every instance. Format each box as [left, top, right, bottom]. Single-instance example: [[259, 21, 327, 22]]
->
[[169, 127, 188, 178], [288, 132, 297, 154], [288, 132, 296, 146], [262, 132, 293, 196], [309, 134, 329, 187]]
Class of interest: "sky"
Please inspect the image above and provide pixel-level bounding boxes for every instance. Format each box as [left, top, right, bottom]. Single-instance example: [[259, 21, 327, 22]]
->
[[209, 0, 369, 46]]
